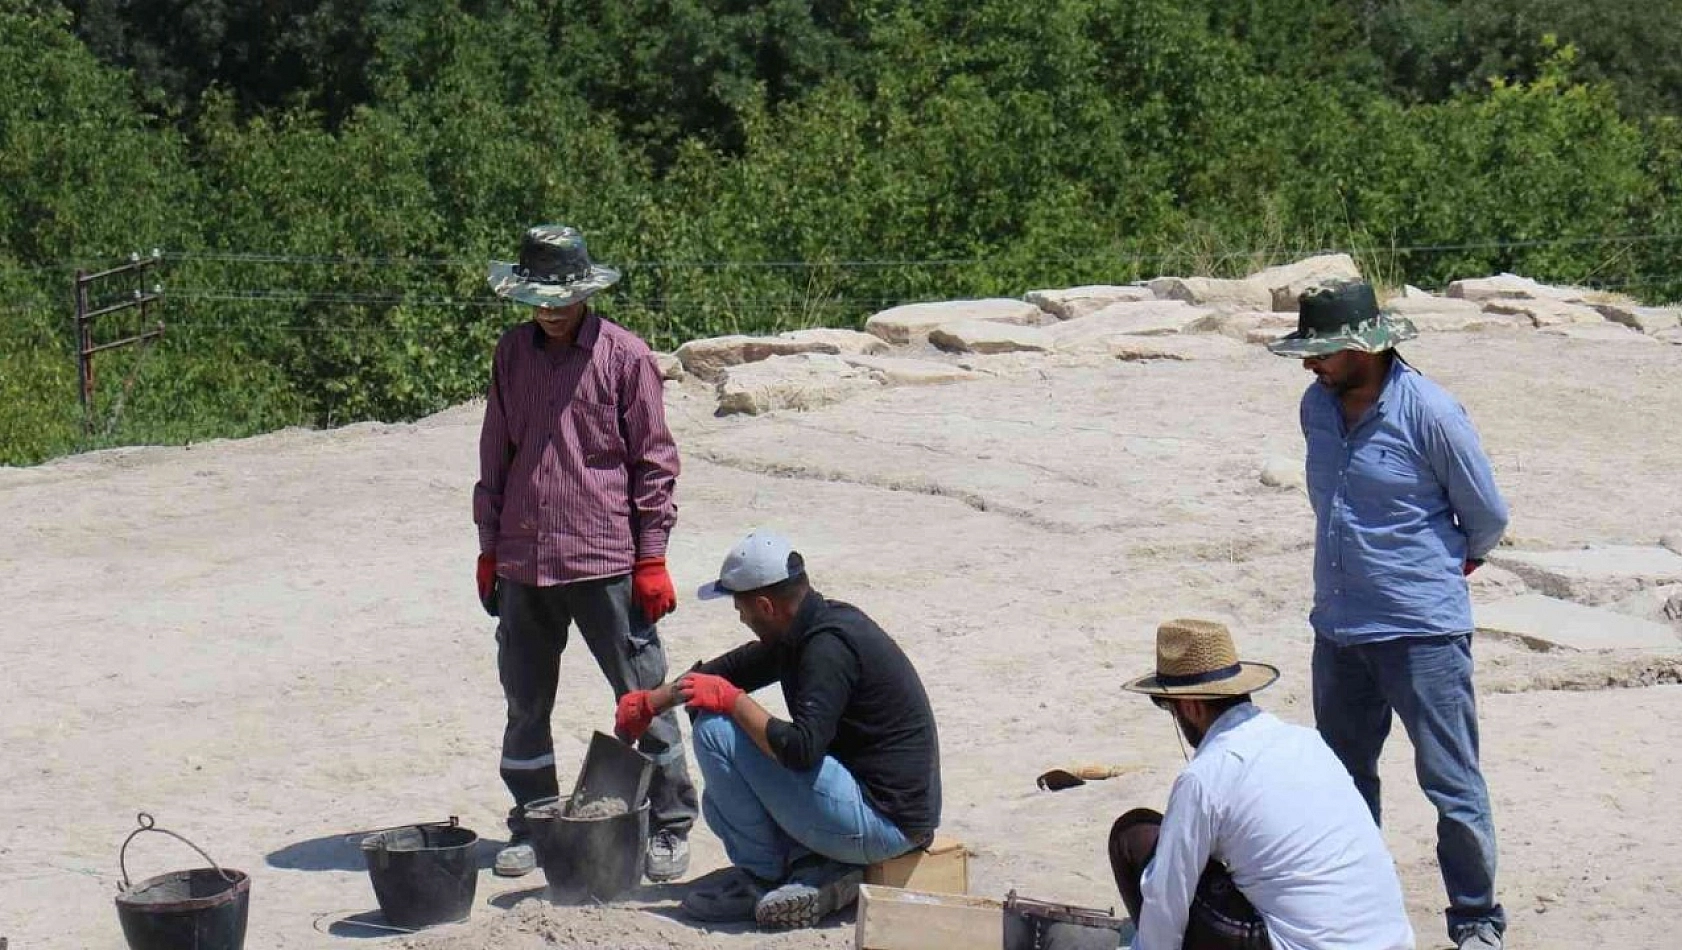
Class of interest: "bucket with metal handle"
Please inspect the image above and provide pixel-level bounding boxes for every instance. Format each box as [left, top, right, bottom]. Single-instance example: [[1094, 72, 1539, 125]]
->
[[113, 813, 251, 950]]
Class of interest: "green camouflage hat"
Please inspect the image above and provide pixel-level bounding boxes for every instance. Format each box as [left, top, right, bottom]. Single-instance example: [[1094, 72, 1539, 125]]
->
[[1266, 280, 1418, 358], [487, 224, 621, 307]]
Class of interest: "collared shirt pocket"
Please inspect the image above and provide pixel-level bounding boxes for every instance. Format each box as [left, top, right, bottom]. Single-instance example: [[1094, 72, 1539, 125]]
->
[[568, 397, 627, 469]]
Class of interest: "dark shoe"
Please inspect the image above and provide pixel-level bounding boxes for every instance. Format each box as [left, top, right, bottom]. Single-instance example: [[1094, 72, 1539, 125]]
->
[[494, 833, 536, 877], [1455, 922, 1503, 950], [646, 828, 691, 882], [755, 857, 865, 929], [680, 867, 769, 922]]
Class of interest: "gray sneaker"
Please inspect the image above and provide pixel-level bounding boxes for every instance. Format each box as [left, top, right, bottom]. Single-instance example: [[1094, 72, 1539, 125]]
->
[[646, 829, 691, 882], [755, 857, 865, 929], [681, 867, 769, 922], [1455, 922, 1503, 950], [494, 839, 537, 877]]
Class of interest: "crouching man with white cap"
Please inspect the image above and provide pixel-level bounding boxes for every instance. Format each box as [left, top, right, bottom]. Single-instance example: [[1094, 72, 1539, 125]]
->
[[613, 529, 942, 929]]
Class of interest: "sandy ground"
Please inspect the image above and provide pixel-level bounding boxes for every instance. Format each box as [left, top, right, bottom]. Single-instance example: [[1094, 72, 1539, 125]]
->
[[2, 330, 1679, 949]]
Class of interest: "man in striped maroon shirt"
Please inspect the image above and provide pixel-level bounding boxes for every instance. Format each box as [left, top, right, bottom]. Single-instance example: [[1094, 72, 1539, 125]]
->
[[474, 224, 698, 881]]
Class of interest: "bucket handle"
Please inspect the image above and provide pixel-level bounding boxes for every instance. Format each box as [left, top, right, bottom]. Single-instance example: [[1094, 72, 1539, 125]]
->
[[119, 812, 238, 890], [343, 815, 460, 847]]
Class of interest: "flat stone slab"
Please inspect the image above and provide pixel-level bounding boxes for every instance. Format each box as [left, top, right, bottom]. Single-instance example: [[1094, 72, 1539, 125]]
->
[[1475, 594, 1679, 652], [1382, 294, 1485, 317], [1538, 323, 1659, 344], [1405, 310, 1531, 333], [1046, 301, 1217, 351], [839, 354, 980, 386], [778, 328, 890, 356], [1445, 273, 1628, 305], [1146, 276, 1272, 311], [1024, 285, 1156, 320], [1248, 253, 1362, 311], [929, 320, 1052, 355], [1594, 304, 1682, 335], [865, 299, 1044, 344], [1483, 298, 1608, 327], [1489, 545, 1682, 605], [1110, 336, 1247, 362], [1658, 326, 1682, 345], [676, 334, 839, 381], [715, 354, 882, 415], [1208, 311, 1297, 341]]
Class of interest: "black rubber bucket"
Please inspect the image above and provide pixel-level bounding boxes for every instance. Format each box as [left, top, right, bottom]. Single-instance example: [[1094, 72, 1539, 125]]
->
[[525, 795, 650, 902], [360, 819, 478, 930], [114, 814, 250, 950]]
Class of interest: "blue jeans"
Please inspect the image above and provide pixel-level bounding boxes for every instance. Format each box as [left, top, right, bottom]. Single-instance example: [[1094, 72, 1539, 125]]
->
[[690, 714, 914, 882], [1312, 634, 1505, 940]]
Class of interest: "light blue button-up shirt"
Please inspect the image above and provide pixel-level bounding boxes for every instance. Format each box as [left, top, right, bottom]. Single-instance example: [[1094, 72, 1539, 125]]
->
[[1300, 358, 1509, 644]]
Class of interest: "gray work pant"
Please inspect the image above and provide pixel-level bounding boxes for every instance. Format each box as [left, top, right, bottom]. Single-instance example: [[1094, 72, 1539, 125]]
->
[[496, 575, 698, 839]]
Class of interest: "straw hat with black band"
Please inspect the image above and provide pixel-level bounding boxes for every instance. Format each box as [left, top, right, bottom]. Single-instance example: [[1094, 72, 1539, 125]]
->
[[1123, 619, 1279, 699]]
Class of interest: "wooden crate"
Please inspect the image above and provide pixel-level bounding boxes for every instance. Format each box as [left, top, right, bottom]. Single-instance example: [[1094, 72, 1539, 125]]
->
[[855, 884, 1002, 950], [863, 835, 968, 895]]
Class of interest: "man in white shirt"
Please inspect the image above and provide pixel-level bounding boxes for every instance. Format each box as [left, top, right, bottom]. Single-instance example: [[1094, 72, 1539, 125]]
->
[[1112, 619, 1416, 950]]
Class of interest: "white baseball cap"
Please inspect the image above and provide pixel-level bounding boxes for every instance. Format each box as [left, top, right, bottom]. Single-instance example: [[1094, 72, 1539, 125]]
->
[[696, 529, 807, 600]]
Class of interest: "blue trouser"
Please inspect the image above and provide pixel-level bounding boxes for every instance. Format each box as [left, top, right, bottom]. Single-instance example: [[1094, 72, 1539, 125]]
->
[[690, 713, 915, 882], [1312, 633, 1505, 940]]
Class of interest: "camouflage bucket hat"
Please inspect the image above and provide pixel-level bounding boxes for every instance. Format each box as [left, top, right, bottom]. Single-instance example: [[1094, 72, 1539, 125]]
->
[[487, 224, 621, 308], [1266, 280, 1418, 358]]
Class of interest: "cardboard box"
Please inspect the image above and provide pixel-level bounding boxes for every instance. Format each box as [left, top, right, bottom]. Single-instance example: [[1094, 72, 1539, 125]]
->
[[864, 835, 968, 895], [855, 884, 1002, 950]]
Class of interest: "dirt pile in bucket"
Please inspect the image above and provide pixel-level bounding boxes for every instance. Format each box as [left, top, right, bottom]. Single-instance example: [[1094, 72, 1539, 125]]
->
[[397, 900, 851, 950], [569, 795, 629, 820]]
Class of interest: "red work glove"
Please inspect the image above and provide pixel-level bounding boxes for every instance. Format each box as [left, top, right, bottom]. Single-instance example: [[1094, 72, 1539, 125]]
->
[[1463, 559, 1484, 576], [679, 673, 743, 715], [632, 557, 677, 623], [615, 690, 657, 742], [476, 552, 500, 616]]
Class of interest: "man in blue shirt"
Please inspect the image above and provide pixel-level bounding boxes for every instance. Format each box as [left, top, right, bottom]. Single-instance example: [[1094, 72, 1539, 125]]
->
[[1269, 281, 1509, 950]]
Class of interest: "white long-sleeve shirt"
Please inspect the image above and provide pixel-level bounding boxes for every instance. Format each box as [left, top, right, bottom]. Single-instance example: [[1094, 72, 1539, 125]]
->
[[1133, 704, 1415, 950]]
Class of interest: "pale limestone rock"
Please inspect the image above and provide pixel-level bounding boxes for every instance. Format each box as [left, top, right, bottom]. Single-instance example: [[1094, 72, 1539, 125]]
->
[[1658, 326, 1682, 345], [1446, 273, 1639, 307], [864, 298, 1044, 344], [1468, 564, 1529, 601], [1247, 254, 1363, 311], [1406, 311, 1531, 333], [1663, 531, 1682, 557], [1146, 276, 1272, 311], [1475, 594, 1679, 652], [1594, 304, 1682, 335], [715, 354, 882, 415], [1482, 299, 1607, 327], [1207, 311, 1298, 341], [1381, 294, 1484, 317], [1489, 545, 1682, 606], [1024, 285, 1156, 321], [1612, 584, 1682, 627], [1245, 326, 1294, 346], [1258, 456, 1305, 491], [1110, 336, 1247, 362], [839, 354, 980, 386], [1401, 284, 1433, 298], [655, 352, 685, 381], [1045, 301, 1218, 352], [1538, 323, 1659, 343], [777, 328, 890, 356], [675, 334, 839, 382], [929, 320, 1053, 355]]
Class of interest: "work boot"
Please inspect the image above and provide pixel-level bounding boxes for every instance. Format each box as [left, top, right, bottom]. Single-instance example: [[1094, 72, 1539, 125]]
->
[[680, 867, 770, 922], [494, 835, 537, 877], [645, 828, 691, 882], [1455, 922, 1503, 950], [754, 856, 865, 929]]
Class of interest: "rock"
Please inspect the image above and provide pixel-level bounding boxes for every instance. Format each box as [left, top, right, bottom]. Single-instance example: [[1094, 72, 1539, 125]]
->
[[1407, 311, 1531, 333], [1660, 531, 1682, 556], [1475, 594, 1679, 652], [1482, 299, 1608, 327], [777, 328, 890, 356], [1446, 273, 1611, 304], [654, 352, 685, 381], [1467, 564, 1529, 601], [1258, 456, 1305, 490], [1489, 545, 1682, 606], [675, 334, 839, 382], [1244, 325, 1294, 346], [1381, 294, 1484, 317], [1594, 304, 1682, 336], [864, 299, 1045, 344], [1247, 253, 1363, 312], [715, 354, 883, 415], [839, 354, 980, 386], [1146, 276, 1272, 311], [1110, 336, 1247, 362], [929, 320, 1053, 355], [1045, 301, 1218, 352], [1401, 284, 1433, 298], [1537, 323, 1660, 343], [1208, 311, 1298, 341], [1612, 584, 1682, 626], [1024, 285, 1157, 320], [1658, 326, 1682, 346]]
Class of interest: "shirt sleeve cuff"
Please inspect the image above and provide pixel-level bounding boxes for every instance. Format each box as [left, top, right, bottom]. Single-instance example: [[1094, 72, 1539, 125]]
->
[[636, 530, 670, 560], [477, 524, 498, 556]]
